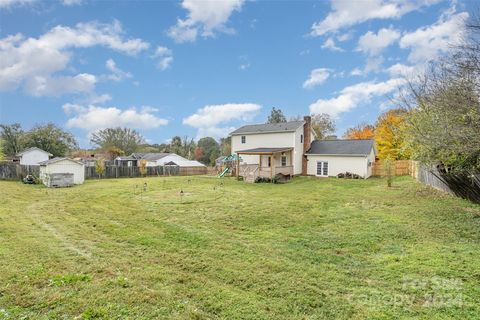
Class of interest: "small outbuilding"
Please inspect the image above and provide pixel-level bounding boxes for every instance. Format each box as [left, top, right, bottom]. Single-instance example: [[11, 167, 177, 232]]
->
[[16, 147, 52, 165], [305, 139, 377, 178], [39, 158, 85, 185]]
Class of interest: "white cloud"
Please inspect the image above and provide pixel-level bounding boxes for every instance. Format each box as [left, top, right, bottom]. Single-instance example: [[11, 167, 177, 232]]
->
[[87, 93, 112, 104], [239, 63, 250, 70], [168, 0, 245, 43], [24, 73, 96, 96], [0, 20, 149, 96], [309, 78, 405, 117], [399, 10, 468, 63], [337, 31, 354, 42], [0, 0, 36, 8], [104, 58, 132, 81], [153, 46, 173, 70], [357, 27, 400, 55], [183, 103, 261, 139], [61, 0, 81, 5], [321, 37, 344, 52], [387, 63, 417, 77], [64, 103, 168, 132], [350, 68, 362, 76], [303, 68, 330, 89], [310, 0, 440, 36]]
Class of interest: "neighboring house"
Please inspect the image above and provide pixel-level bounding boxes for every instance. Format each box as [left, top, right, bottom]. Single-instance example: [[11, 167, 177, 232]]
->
[[115, 153, 206, 168], [16, 147, 52, 165], [155, 153, 205, 167], [73, 152, 109, 167], [115, 155, 138, 167], [132, 152, 171, 167], [39, 158, 85, 184], [230, 116, 315, 181], [305, 139, 377, 178]]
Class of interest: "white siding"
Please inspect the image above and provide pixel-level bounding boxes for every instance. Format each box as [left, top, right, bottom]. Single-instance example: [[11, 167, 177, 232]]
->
[[19, 150, 50, 165], [40, 160, 85, 184], [155, 154, 206, 167], [292, 125, 304, 175], [232, 131, 303, 173], [306, 155, 372, 178]]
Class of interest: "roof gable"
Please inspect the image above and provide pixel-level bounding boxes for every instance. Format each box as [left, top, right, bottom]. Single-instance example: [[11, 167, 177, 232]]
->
[[39, 157, 84, 166], [230, 121, 304, 135], [17, 147, 53, 157], [306, 139, 375, 156], [132, 153, 171, 161]]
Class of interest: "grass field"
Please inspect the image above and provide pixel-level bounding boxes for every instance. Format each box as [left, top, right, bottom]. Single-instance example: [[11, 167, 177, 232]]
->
[[0, 176, 479, 319]]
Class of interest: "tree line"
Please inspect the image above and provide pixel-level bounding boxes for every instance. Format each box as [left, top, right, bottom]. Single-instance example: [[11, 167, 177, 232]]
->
[[0, 124, 232, 167], [0, 108, 336, 167]]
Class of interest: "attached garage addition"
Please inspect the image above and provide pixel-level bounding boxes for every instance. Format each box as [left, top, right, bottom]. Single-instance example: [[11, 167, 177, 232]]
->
[[305, 139, 377, 179]]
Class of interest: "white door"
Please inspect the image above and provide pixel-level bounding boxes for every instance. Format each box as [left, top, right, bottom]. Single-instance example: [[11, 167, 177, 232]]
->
[[316, 161, 329, 177]]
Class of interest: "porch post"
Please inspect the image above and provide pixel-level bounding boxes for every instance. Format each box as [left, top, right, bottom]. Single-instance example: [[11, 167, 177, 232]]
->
[[269, 153, 273, 181], [236, 153, 240, 179]]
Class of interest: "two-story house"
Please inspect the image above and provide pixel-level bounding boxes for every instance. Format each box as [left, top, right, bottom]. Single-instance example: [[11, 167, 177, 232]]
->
[[230, 116, 314, 181], [231, 116, 377, 182]]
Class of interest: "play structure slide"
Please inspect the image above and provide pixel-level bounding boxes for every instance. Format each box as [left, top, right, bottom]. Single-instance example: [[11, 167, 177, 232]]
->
[[219, 167, 230, 177]]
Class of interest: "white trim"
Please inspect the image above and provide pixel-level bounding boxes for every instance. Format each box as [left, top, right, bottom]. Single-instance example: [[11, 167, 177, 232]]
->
[[316, 160, 329, 177], [306, 153, 369, 157]]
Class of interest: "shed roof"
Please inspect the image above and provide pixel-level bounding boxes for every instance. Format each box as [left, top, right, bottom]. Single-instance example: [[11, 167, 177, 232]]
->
[[132, 153, 171, 161], [306, 139, 375, 156], [165, 159, 206, 167], [116, 156, 137, 161], [230, 121, 304, 135], [38, 157, 84, 166], [16, 147, 53, 157], [236, 147, 293, 154]]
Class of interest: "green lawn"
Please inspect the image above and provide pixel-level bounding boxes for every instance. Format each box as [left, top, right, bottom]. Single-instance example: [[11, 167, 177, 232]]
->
[[0, 176, 479, 319]]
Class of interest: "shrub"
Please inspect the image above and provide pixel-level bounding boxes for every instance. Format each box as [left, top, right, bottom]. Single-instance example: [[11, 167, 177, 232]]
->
[[255, 177, 271, 183]]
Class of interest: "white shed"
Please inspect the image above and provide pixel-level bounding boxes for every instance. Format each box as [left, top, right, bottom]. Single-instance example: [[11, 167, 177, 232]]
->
[[16, 147, 52, 165], [305, 139, 377, 179], [39, 158, 85, 185]]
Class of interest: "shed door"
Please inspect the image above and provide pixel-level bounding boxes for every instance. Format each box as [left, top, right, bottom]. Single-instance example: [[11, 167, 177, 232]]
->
[[316, 161, 328, 176]]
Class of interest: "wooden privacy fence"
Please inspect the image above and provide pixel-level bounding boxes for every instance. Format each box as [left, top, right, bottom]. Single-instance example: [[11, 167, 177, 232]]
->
[[372, 160, 414, 176], [0, 162, 39, 180], [0, 162, 207, 180], [85, 165, 207, 179], [414, 164, 480, 203]]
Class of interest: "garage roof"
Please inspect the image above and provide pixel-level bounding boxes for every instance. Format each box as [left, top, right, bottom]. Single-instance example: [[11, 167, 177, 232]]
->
[[306, 139, 375, 156]]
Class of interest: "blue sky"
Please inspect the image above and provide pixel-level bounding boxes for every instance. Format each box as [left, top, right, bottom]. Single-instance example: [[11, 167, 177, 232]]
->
[[0, 0, 474, 147]]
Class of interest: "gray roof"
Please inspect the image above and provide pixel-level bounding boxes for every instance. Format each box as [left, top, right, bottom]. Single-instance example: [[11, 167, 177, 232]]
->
[[236, 147, 293, 154], [38, 157, 84, 166], [306, 139, 375, 156], [230, 121, 304, 135], [132, 153, 171, 161], [16, 147, 53, 156]]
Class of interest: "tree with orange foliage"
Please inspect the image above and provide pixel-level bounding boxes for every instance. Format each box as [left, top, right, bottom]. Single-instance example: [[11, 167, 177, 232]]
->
[[343, 123, 375, 140], [194, 147, 204, 161], [374, 108, 411, 160]]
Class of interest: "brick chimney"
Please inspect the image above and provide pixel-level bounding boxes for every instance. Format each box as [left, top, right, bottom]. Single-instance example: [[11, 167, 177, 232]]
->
[[302, 115, 312, 175]]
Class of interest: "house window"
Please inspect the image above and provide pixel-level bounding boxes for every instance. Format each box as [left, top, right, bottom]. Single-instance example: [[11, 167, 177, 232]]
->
[[268, 156, 271, 167], [300, 134, 303, 143], [281, 156, 287, 167], [316, 161, 328, 176], [241, 135, 246, 144]]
